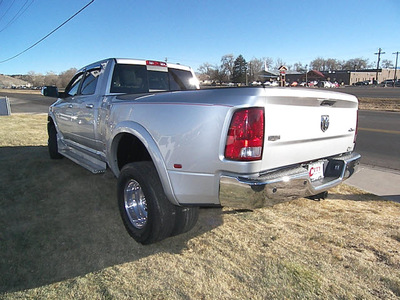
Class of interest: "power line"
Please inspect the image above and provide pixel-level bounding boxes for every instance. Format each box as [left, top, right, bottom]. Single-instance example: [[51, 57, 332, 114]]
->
[[0, 0, 94, 64], [0, 0, 16, 23], [0, 0, 34, 34]]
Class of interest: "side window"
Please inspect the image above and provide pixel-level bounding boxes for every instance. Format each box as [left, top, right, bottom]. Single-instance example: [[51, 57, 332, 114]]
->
[[169, 69, 197, 91], [110, 64, 148, 94], [65, 73, 84, 97], [81, 69, 100, 95]]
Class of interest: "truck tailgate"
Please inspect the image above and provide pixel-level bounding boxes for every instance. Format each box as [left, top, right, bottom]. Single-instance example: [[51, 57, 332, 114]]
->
[[261, 91, 358, 171]]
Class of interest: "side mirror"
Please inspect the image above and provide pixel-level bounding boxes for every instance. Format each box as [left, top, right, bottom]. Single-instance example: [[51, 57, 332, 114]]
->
[[41, 86, 59, 98]]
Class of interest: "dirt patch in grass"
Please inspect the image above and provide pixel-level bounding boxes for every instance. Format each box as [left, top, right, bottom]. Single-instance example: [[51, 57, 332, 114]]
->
[[358, 97, 400, 112], [1, 114, 400, 299], [0, 88, 41, 95]]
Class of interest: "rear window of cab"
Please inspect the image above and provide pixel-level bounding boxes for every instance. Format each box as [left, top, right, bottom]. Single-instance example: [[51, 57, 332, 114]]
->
[[110, 64, 198, 94]]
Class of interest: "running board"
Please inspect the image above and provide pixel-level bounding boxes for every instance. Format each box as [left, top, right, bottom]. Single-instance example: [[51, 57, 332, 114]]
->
[[60, 147, 106, 174]]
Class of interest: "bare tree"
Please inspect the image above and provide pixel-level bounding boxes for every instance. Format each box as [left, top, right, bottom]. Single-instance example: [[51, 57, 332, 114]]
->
[[197, 62, 216, 80], [273, 58, 286, 71], [263, 57, 274, 71], [57, 68, 77, 88], [381, 59, 394, 68], [293, 62, 306, 72], [213, 65, 227, 84], [220, 54, 235, 81], [248, 58, 265, 82], [43, 72, 58, 86], [325, 58, 342, 70], [26, 71, 45, 87], [342, 58, 370, 70], [310, 57, 327, 71]]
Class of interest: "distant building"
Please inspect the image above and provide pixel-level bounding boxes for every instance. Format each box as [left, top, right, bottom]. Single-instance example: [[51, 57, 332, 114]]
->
[[285, 68, 397, 85], [258, 70, 279, 82]]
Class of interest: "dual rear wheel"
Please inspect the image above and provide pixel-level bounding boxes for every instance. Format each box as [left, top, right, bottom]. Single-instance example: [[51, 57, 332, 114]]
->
[[49, 121, 198, 244], [117, 161, 199, 245]]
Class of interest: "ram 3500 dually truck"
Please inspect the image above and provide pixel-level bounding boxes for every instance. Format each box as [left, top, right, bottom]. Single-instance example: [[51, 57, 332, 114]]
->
[[43, 58, 360, 244]]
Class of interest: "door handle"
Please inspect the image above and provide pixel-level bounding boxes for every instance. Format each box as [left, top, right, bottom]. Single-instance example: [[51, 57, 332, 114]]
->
[[86, 104, 94, 109]]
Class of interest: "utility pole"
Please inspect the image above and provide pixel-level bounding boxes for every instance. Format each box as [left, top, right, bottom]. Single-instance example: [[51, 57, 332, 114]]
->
[[393, 51, 399, 86], [374, 48, 385, 84], [305, 64, 308, 87]]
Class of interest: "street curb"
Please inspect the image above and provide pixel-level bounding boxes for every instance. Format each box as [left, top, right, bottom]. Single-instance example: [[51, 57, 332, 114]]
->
[[345, 164, 400, 203]]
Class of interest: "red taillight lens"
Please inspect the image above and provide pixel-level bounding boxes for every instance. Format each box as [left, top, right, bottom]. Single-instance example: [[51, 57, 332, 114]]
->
[[146, 60, 167, 67], [225, 108, 264, 161]]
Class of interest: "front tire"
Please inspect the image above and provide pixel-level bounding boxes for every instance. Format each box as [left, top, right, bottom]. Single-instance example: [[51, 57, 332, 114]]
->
[[117, 162, 176, 245], [47, 121, 63, 159]]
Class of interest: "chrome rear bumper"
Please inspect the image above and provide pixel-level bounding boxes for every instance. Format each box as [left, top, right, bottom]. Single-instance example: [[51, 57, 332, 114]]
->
[[219, 152, 361, 209]]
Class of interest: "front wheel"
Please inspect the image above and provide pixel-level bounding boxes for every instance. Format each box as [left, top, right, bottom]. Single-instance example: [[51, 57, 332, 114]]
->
[[47, 121, 63, 159], [117, 162, 176, 245]]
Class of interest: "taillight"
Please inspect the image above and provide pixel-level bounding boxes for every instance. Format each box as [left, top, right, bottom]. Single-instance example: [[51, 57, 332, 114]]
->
[[225, 108, 264, 161]]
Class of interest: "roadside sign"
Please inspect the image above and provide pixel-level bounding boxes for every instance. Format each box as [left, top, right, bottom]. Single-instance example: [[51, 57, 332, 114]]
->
[[0, 97, 11, 115]]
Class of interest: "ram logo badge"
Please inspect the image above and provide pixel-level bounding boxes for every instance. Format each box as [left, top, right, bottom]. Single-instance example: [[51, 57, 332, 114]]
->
[[321, 115, 329, 132]]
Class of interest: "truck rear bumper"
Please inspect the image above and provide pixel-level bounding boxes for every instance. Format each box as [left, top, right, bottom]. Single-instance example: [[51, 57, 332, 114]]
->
[[219, 152, 361, 209]]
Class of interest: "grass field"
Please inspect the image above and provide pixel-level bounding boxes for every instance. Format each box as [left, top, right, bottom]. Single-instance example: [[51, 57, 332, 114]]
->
[[1, 114, 400, 299]]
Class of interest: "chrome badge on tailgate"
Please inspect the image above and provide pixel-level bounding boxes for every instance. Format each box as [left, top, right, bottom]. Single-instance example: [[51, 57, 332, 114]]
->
[[321, 115, 329, 132]]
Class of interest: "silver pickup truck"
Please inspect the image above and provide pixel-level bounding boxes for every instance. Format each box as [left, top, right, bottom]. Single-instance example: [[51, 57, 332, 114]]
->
[[43, 58, 360, 244]]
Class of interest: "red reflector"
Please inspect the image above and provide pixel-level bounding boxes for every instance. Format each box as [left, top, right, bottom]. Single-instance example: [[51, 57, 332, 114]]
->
[[225, 108, 264, 161], [146, 60, 167, 67]]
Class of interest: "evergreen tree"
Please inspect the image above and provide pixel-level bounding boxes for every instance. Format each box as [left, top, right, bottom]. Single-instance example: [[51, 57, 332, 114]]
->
[[232, 55, 247, 84]]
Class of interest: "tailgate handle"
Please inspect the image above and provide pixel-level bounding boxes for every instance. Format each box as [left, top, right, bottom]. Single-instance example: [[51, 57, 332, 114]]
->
[[320, 100, 336, 106]]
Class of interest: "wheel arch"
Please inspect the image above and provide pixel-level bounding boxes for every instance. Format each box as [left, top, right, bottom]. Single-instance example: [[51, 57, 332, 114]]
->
[[108, 121, 179, 206]]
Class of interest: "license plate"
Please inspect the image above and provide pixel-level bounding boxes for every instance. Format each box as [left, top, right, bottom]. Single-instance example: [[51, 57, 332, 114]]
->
[[308, 161, 324, 181]]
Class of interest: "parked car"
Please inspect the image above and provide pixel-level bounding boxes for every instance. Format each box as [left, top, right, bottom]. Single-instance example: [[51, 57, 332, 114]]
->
[[381, 79, 395, 87], [318, 81, 334, 88]]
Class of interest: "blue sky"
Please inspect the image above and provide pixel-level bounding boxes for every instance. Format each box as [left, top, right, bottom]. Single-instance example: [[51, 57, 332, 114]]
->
[[0, 0, 399, 75]]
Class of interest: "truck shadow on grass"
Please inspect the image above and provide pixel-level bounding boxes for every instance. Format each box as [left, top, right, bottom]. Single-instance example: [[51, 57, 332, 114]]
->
[[0, 146, 223, 294]]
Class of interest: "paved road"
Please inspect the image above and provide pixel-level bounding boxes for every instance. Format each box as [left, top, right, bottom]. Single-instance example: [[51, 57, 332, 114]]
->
[[342, 86, 400, 98], [356, 110, 400, 171], [0, 91, 55, 114], [348, 109, 400, 202]]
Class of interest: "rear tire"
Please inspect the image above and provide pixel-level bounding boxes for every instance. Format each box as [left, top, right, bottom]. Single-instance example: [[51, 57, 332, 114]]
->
[[117, 161, 176, 244], [171, 206, 199, 237], [47, 121, 63, 159]]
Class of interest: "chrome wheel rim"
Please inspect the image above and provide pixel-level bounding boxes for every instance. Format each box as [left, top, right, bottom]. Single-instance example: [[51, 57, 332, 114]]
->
[[124, 179, 148, 229]]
